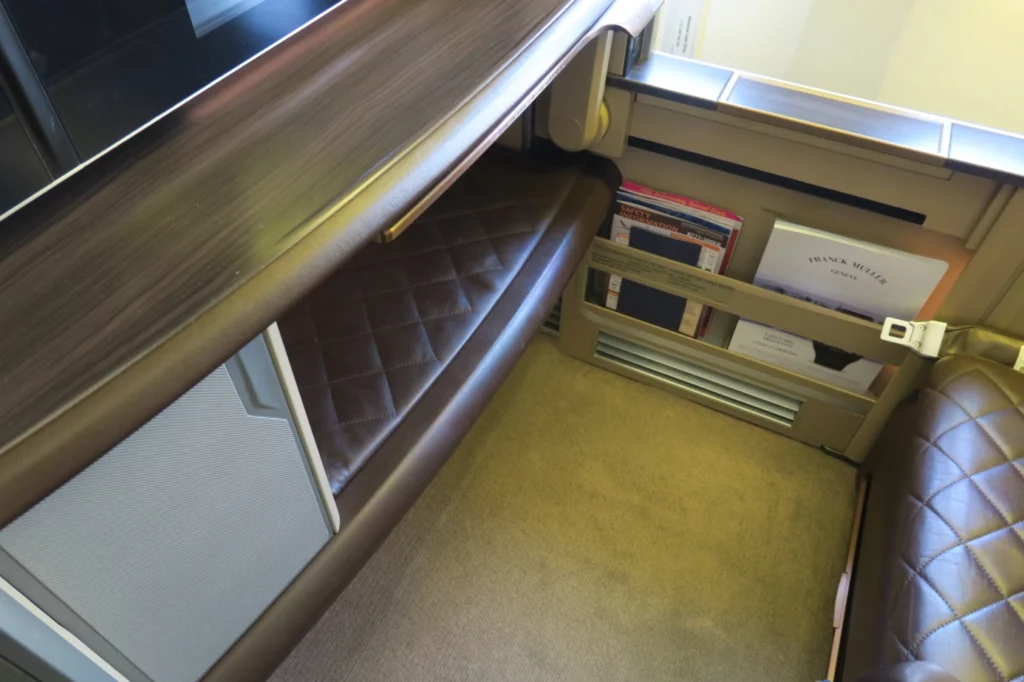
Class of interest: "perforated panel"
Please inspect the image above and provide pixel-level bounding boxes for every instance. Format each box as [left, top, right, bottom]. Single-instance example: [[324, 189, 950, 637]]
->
[[595, 332, 802, 426], [0, 364, 331, 682]]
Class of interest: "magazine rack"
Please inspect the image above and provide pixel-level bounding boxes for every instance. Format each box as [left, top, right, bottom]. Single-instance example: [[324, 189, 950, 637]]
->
[[550, 67, 1024, 462]]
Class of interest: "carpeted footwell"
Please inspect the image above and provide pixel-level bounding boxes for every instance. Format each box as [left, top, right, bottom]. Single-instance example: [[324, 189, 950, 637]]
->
[[270, 337, 856, 681]]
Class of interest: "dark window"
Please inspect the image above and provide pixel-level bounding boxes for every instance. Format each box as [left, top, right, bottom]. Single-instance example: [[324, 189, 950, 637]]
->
[[2, 0, 342, 160], [0, 89, 50, 214]]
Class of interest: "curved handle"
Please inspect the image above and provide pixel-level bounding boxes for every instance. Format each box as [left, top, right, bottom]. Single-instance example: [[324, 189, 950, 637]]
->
[[548, 0, 661, 152], [596, 0, 663, 37]]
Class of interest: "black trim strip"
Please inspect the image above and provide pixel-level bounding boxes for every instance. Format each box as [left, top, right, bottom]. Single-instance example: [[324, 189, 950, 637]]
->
[[628, 136, 927, 225], [820, 445, 859, 468], [0, 4, 79, 177]]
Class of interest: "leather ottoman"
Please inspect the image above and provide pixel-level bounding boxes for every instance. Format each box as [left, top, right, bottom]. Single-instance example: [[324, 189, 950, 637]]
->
[[843, 356, 1024, 682]]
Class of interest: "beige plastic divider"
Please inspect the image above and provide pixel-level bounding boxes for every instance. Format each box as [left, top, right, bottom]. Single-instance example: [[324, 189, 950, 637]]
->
[[580, 301, 875, 414], [589, 238, 909, 366], [555, 166, 1012, 460], [629, 99, 998, 239], [558, 259, 870, 454], [613, 147, 974, 328], [557, 80, 1024, 461]]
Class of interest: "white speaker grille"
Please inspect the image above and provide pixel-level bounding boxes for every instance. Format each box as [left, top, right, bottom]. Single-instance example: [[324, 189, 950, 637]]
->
[[0, 365, 330, 682], [596, 332, 802, 426]]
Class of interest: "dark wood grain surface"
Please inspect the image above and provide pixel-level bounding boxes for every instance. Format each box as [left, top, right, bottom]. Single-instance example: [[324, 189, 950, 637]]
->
[[0, 0, 618, 525]]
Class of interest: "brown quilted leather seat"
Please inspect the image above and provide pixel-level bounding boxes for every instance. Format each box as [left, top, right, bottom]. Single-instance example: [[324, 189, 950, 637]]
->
[[844, 356, 1024, 682], [278, 149, 614, 494]]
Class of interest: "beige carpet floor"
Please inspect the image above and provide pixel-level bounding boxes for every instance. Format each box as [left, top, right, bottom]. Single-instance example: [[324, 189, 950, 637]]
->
[[271, 337, 856, 682]]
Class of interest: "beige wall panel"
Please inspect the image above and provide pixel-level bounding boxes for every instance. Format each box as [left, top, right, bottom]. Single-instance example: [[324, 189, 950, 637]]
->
[[615, 146, 972, 321], [629, 100, 997, 238], [986, 271, 1024, 336], [568, 295, 875, 414], [588, 238, 909, 365], [942, 188, 1024, 326]]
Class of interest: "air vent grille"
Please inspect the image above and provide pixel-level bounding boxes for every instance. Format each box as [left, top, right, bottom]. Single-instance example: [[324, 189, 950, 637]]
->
[[595, 332, 802, 426], [541, 298, 562, 337]]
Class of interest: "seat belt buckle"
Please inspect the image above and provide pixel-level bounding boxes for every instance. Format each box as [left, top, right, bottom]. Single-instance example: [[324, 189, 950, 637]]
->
[[880, 318, 947, 358]]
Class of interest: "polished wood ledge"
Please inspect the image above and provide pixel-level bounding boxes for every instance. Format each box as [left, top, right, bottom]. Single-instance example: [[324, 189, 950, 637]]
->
[[0, 0, 655, 527]]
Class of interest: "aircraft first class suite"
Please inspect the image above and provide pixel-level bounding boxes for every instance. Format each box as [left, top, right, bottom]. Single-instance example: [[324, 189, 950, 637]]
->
[[0, 1, 1022, 680]]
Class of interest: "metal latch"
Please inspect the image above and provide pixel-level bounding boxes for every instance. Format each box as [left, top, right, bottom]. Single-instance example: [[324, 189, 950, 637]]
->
[[881, 318, 947, 358]]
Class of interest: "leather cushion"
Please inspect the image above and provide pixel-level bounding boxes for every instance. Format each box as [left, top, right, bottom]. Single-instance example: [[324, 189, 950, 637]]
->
[[881, 356, 1024, 681], [278, 152, 581, 494], [854, 662, 962, 682]]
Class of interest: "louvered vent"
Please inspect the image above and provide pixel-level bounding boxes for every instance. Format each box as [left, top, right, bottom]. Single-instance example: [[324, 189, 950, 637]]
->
[[541, 298, 562, 337], [595, 332, 802, 426]]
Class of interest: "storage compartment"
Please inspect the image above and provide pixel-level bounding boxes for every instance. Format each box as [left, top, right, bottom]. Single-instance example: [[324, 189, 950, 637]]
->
[[562, 253, 873, 453], [0, 329, 336, 682], [275, 147, 617, 496], [553, 121, 1011, 460], [628, 98, 1000, 238]]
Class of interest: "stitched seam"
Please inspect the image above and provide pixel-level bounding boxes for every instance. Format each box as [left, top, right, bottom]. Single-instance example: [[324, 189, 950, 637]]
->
[[933, 362, 992, 391], [898, 490, 1010, 638], [959, 620, 1009, 682], [322, 267, 506, 303], [942, 372, 1024, 461], [889, 439, 953, 605], [931, 373, 1024, 483], [298, 310, 475, 348], [948, 460, 1024, 504], [894, 369, 1024, 678], [904, 497, 1024, 660], [910, 587, 1024, 650], [917, 388, 978, 444], [911, 424, 1019, 538], [962, 540, 1015, 603], [972, 541, 1024, 661], [321, 367, 387, 382], [367, 309, 471, 331], [357, 229, 535, 265], [309, 303, 343, 435], [460, 264, 506, 278], [967, 401, 1024, 522], [932, 362, 1024, 395], [902, 506, 1019, 575], [322, 357, 437, 423], [918, 384, 1024, 446], [422, 198, 544, 221], [420, 275, 467, 364], [383, 357, 438, 371], [910, 451, 1024, 524], [892, 632, 915, 662], [900, 499, 1024, 595], [909, 440, 1023, 604], [903, 557, 1008, 680], [975, 366, 1024, 409], [890, 436, 1009, 604], [333, 412, 395, 426]]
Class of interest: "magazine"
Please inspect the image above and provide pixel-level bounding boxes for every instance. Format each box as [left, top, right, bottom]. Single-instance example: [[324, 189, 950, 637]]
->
[[727, 220, 949, 394], [605, 184, 741, 337]]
